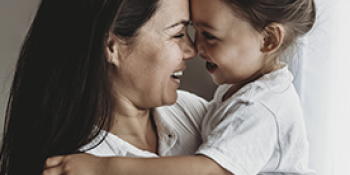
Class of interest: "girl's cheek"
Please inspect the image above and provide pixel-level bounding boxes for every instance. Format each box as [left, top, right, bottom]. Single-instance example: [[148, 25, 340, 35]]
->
[[207, 44, 219, 55], [206, 40, 219, 50]]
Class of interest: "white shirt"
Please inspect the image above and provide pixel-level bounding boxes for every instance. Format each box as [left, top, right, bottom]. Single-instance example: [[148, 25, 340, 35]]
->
[[80, 90, 207, 158], [196, 66, 317, 175]]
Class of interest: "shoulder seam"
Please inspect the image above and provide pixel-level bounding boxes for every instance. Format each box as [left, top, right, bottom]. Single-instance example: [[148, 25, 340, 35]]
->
[[257, 101, 282, 170]]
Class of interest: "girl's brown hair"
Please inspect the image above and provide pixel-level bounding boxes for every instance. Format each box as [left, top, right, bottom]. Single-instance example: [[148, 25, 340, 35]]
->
[[221, 0, 316, 73]]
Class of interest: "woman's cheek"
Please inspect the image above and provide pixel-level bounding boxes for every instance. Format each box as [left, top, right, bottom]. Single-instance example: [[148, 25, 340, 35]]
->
[[169, 44, 183, 63]]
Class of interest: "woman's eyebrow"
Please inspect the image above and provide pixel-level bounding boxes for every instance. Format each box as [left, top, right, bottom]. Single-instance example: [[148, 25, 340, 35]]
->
[[166, 20, 190, 29]]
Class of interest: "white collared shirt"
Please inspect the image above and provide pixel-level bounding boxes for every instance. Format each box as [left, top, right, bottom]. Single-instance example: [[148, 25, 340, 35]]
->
[[196, 66, 317, 175], [81, 90, 207, 157]]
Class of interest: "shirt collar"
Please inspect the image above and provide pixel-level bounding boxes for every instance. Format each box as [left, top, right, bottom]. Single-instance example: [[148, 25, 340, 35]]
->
[[152, 108, 178, 156], [215, 65, 293, 103]]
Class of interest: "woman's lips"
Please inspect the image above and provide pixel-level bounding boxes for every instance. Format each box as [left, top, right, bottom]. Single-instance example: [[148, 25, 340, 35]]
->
[[170, 70, 183, 84], [171, 77, 180, 84], [206, 61, 218, 74]]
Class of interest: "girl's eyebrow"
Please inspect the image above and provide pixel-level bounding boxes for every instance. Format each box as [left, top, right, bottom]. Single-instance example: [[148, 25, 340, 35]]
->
[[194, 21, 216, 30], [166, 20, 190, 29]]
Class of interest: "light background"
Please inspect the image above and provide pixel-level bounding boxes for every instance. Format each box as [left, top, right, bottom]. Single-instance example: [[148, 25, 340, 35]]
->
[[1, 0, 350, 175]]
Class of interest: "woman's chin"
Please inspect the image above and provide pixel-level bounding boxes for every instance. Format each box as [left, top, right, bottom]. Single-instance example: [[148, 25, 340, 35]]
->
[[161, 92, 178, 106]]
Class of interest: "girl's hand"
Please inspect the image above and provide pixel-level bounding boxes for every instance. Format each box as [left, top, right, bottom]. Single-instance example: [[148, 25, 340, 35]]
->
[[42, 153, 107, 175]]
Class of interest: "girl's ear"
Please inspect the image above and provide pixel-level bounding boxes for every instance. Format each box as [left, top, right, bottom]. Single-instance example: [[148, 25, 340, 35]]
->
[[260, 23, 285, 54], [105, 32, 121, 67]]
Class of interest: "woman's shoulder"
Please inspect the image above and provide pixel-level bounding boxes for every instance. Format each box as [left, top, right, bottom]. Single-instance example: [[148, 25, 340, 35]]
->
[[176, 89, 208, 107], [153, 90, 208, 136], [153, 90, 207, 155], [155, 90, 208, 121]]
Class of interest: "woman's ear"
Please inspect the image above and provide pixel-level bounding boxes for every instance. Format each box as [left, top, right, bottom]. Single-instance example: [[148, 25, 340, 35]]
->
[[260, 23, 285, 54], [105, 32, 121, 66]]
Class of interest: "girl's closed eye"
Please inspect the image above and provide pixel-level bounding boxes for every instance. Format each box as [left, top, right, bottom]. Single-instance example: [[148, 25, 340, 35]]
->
[[202, 31, 216, 40]]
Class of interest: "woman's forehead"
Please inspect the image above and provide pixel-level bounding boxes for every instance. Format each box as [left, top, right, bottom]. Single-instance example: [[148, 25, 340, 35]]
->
[[149, 0, 190, 29]]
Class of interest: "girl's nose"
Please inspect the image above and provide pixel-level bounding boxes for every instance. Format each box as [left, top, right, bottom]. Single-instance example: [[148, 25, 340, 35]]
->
[[183, 35, 198, 60], [194, 32, 205, 56]]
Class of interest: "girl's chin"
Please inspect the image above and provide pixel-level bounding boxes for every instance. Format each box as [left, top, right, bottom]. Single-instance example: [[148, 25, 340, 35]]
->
[[211, 75, 224, 85]]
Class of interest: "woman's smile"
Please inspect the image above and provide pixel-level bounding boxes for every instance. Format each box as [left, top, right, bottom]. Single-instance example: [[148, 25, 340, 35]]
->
[[170, 69, 185, 84]]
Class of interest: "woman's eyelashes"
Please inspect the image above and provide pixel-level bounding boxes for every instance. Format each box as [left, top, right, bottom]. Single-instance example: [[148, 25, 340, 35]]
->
[[174, 33, 185, 39], [173, 26, 188, 39]]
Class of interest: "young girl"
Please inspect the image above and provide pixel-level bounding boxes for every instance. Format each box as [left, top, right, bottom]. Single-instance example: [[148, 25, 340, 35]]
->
[[43, 0, 317, 174]]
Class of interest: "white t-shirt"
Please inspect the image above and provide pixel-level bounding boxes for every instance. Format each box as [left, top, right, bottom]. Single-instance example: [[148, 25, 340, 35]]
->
[[80, 90, 207, 157], [196, 66, 317, 175]]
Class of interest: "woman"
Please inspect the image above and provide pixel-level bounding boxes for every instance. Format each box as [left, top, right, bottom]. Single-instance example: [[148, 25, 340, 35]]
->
[[0, 0, 207, 174]]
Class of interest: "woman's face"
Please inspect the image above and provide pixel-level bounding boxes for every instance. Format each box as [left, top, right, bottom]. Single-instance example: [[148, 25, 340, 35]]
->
[[114, 0, 196, 109]]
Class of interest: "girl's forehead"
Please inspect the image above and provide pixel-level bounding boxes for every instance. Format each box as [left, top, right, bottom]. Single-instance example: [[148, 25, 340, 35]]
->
[[191, 0, 235, 28]]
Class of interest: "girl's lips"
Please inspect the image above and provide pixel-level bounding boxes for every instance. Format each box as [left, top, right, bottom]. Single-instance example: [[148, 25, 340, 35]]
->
[[206, 61, 218, 74]]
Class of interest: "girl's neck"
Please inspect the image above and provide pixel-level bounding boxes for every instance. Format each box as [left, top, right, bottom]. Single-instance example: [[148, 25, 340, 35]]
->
[[222, 83, 245, 102], [222, 63, 282, 102]]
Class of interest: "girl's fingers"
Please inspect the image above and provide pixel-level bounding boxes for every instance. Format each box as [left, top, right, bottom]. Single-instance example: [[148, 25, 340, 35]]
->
[[44, 156, 65, 169]]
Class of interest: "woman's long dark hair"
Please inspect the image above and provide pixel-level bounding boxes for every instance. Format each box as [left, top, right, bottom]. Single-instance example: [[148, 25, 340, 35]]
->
[[0, 0, 159, 174]]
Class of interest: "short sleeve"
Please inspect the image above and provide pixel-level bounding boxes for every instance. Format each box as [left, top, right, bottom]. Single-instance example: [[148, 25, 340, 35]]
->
[[153, 90, 209, 156], [175, 90, 208, 131], [196, 102, 278, 175]]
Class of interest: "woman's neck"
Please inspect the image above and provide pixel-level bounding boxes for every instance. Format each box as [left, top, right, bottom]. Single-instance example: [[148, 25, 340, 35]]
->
[[109, 97, 158, 154]]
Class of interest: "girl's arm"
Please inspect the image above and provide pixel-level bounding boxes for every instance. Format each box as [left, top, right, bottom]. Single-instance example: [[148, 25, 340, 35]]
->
[[106, 155, 232, 175], [42, 153, 232, 175]]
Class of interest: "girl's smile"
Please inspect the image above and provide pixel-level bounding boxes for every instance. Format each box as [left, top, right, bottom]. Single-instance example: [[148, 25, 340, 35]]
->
[[192, 0, 265, 85]]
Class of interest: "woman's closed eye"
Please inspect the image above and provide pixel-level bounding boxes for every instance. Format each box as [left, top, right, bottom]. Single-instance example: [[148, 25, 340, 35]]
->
[[174, 33, 185, 39]]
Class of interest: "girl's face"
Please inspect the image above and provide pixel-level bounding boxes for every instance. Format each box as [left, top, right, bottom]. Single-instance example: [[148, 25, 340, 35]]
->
[[191, 0, 265, 85], [113, 0, 196, 109]]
